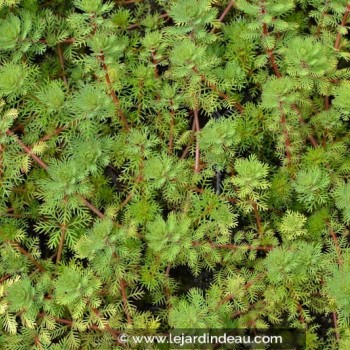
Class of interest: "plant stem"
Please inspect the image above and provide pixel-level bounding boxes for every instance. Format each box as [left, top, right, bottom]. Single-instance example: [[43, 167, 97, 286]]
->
[[198, 71, 244, 113], [333, 311, 340, 343], [120, 279, 132, 325], [57, 44, 68, 86], [98, 54, 130, 131], [327, 222, 343, 267], [210, 0, 235, 33], [11, 241, 45, 272], [334, 4, 350, 50], [39, 126, 67, 142], [6, 130, 49, 170], [194, 108, 200, 173], [180, 117, 196, 160], [56, 224, 67, 264], [0, 274, 11, 284], [261, 0, 282, 78]]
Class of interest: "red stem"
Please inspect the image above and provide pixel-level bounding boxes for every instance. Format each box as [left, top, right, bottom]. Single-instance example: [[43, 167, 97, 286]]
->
[[201, 74, 244, 113], [261, 1, 282, 78], [180, 118, 196, 160], [11, 242, 45, 272], [292, 105, 318, 147], [297, 303, 306, 324], [6, 130, 49, 170], [0, 274, 11, 284], [39, 126, 66, 142], [327, 222, 343, 267], [267, 50, 282, 78], [211, 0, 235, 33], [193, 67, 244, 113], [98, 54, 130, 131], [120, 279, 132, 325], [218, 0, 235, 22], [219, 273, 265, 306], [334, 4, 350, 50], [57, 44, 68, 86]]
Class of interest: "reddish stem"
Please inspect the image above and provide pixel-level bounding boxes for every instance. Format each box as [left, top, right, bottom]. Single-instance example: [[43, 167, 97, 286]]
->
[[297, 303, 306, 324], [180, 118, 196, 160], [218, 0, 235, 22], [261, 3, 282, 78], [267, 50, 282, 78], [211, 0, 235, 33], [6, 130, 49, 170], [334, 4, 350, 50], [39, 126, 66, 142], [0, 274, 11, 284], [39, 37, 75, 44], [120, 279, 132, 325], [201, 73, 244, 113], [56, 224, 67, 264], [327, 222, 343, 267], [98, 54, 130, 131], [57, 44, 68, 86], [219, 273, 265, 306], [80, 197, 105, 219], [292, 105, 318, 147], [333, 311, 340, 343], [11, 242, 45, 272]]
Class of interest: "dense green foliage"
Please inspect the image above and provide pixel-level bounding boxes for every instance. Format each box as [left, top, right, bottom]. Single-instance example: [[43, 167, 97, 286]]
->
[[1, 0, 350, 348]]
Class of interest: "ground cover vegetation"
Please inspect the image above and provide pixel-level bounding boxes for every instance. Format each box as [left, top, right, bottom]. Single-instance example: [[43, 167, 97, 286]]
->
[[1, 0, 350, 348]]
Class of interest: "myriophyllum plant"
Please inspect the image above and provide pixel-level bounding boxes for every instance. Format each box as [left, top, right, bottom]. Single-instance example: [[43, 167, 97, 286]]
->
[[0, 0, 350, 349]]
